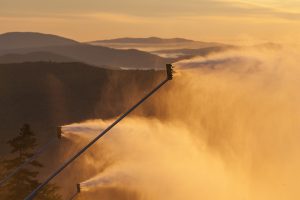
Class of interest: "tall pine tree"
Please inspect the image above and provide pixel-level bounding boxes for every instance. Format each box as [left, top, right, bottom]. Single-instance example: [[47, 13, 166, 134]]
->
[[0, 124, 61, 200]]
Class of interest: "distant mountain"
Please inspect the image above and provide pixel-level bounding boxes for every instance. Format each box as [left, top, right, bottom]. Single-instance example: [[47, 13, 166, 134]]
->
[[0, 32, 175, 69], [88, 37, 229, 54], [0, 32, 78, 50], [0, 52, 76, 64], [90, 37, 195, 44], [153, 46, 235, 58], [0, 45, 175, 69]]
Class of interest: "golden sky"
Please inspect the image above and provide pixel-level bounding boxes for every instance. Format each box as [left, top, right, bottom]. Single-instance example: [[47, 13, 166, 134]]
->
[[0, 0, 300, 43]]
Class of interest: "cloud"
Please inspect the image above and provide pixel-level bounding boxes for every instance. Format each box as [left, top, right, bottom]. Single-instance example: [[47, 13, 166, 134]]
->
[[85, 12, 155, 24], [216, 0, 300, 20], [1, 0, 300, 42], [1, 0, 300, 21]]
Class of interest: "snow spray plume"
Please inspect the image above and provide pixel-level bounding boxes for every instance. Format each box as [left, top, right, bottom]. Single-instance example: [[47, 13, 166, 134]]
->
[[61, 120, 107, 139], [67, 46, 300, 200]]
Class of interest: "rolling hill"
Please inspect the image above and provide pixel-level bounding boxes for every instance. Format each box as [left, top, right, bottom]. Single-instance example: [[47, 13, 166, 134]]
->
[[88, 37, 231, 57], [0, 61, 169, 198], [0, 32, 78, 50], [0, 52, 76, 64], [90, 37, 195, 44], [152, 46, 235, 58], [0, 32, 175, 69], [0, 62, 166, 153]]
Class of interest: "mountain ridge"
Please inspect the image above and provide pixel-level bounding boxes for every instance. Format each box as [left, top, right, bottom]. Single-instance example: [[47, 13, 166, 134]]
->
[[90, 37, 196, 44], [0, 32, 78, 50], [0, 32, 175, 69], [0, 51, 77, 64]]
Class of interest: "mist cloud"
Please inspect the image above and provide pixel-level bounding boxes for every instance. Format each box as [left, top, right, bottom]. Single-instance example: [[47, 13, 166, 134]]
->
[[63, 45, 300, 200]]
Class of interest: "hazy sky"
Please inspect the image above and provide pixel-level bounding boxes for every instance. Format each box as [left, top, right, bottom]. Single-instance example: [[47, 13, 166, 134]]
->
[[1, 0, 300, 43]]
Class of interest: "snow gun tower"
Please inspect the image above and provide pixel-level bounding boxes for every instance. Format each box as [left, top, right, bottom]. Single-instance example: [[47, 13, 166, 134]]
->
[[25, 64, 174, 200], [166, 64, 174, 80]]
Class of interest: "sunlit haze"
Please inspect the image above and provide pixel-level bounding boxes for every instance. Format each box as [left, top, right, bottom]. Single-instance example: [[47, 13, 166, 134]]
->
[[1, 0, 300, 43], [1, 1, 300, 200]]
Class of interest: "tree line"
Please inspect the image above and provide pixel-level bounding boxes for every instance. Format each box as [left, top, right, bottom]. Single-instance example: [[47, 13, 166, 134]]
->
[[0, 124, 61, 199]]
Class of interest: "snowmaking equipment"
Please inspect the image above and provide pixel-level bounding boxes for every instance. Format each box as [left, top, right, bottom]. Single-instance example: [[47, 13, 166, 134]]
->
[[25, 64, 174, 199]]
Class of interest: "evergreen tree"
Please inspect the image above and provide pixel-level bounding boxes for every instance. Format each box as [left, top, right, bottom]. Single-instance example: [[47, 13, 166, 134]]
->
[[0, 124, 61, 200]]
